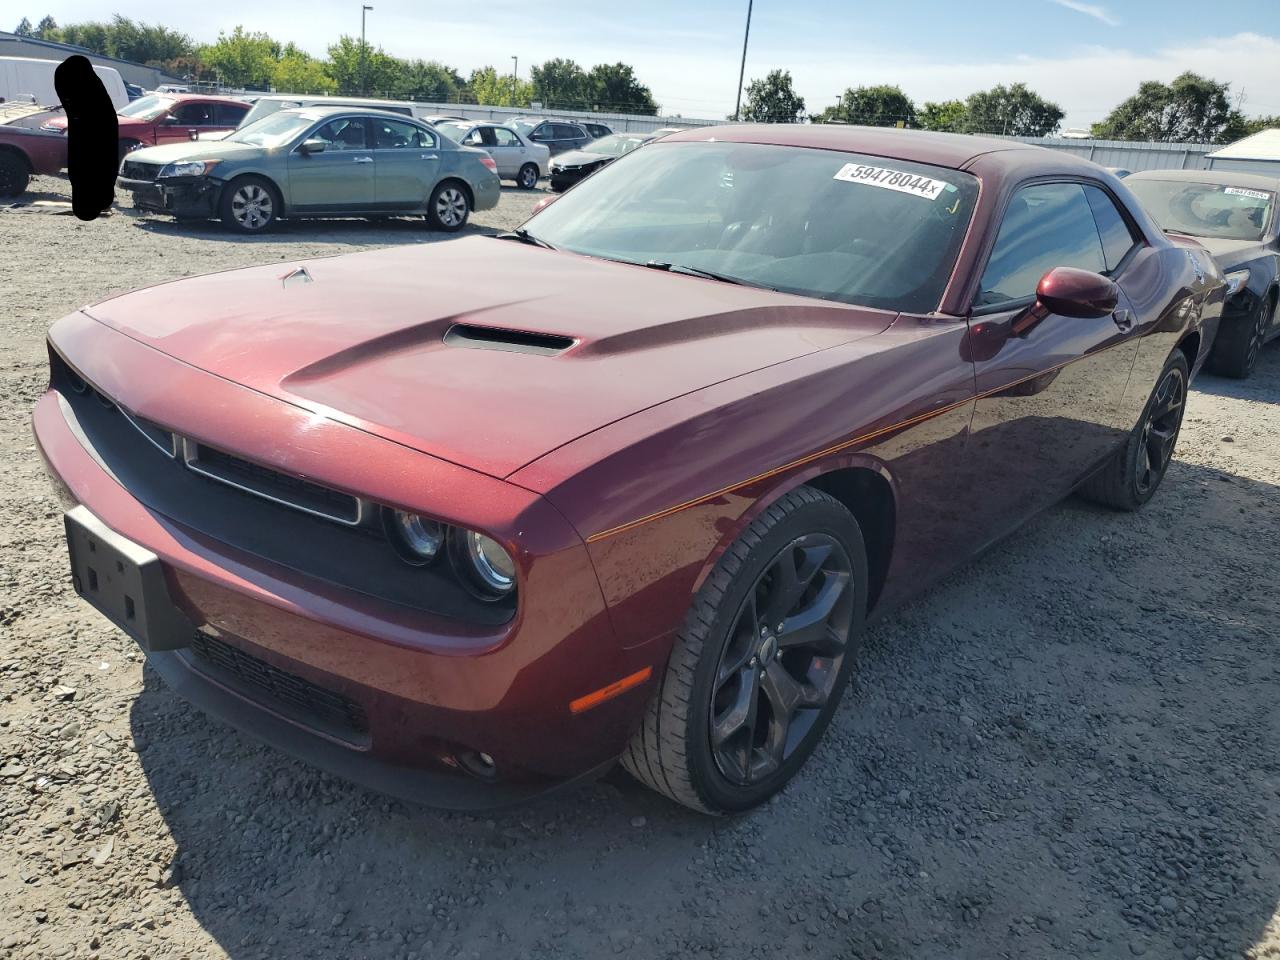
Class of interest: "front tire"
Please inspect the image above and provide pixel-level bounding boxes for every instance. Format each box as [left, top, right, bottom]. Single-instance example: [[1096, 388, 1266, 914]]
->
[[426, 180, 470, 232], [1078, 351, 1188, 511], [1207, 291, 1276, 379], [622, 486, 868, 814], [0, 151, 30, 197], [218, 175, 279, 234], [516, 163, 539, 190]]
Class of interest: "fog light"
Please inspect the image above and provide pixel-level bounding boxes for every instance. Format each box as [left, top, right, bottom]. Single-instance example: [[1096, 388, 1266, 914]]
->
[[383, 509, 444, 565]]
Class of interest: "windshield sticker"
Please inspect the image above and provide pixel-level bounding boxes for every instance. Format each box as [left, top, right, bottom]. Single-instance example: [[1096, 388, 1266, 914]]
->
[[1224, 187, 1271, 201], [833, 163, 949, 201]]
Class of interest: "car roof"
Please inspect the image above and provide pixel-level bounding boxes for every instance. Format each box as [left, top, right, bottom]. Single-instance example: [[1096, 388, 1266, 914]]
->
[[1126, 168, 1280, 191], [286, 105, 428, 122], [661, 123, 1042, 171]]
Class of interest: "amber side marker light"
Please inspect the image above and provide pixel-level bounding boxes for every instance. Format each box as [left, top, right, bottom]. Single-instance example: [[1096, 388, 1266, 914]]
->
[[569, 667, 653, 714]]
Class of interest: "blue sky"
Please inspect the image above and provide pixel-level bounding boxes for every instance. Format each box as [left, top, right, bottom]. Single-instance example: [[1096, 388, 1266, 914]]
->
[[25, 0, 1280, 126]]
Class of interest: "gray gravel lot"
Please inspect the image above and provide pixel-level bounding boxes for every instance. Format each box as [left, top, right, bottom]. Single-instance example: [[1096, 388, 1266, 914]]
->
[[2, 174, 1280, 960]]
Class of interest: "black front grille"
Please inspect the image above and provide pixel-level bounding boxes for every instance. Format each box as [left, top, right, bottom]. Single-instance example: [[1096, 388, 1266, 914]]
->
[[120, 160, 161, 181], [188, 632, 370, 739], [186, 443, 362, 525]]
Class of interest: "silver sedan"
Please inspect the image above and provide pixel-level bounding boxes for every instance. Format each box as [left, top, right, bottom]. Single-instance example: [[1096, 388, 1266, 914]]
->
[[433, 121, 550, 190]]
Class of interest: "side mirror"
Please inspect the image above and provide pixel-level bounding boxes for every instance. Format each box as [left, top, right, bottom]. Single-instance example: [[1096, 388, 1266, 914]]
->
[[161, 115, 180, 124], [300, 138, 327, 154], [1036, 267, 1119, 319]]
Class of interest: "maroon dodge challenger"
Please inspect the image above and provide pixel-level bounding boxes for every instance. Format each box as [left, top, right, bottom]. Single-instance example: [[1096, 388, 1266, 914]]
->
[[33, 126, 1223, 814]]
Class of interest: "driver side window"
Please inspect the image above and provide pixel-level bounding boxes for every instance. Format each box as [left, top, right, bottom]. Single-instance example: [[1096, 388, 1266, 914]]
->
[[313, 118, 367, 151], [976, 182, 1106, 308]]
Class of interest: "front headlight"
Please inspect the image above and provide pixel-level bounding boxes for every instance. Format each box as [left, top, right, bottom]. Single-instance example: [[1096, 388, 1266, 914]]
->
[[453, 530, 517, 598], [1224, 269, 1250, 297], [383, 510, 444, 565], [157, 160, 219, 178]]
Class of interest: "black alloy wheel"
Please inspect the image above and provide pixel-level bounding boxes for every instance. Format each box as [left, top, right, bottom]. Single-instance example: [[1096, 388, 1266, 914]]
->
[[1134, 363, 1186, 496], [709, 533, 855, 785]]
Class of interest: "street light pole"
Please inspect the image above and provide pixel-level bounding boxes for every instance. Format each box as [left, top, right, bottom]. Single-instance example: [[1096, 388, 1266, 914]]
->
[[733, 0, 753, 122], [361, 5, 373, 97], [511, 55, 518, 107]]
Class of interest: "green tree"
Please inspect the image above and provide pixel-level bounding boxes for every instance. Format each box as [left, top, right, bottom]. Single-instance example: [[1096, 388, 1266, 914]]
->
[[962, 82, 1062, 136], [34, 15, 57, 38], [13, 17, 33, 36], [738, 69, 805, 122], [1092, 72, 1243, 143], [464, 66, 531, 107], [56, 16, 194, 65], [585, 62, 657, 115], [817, 85, 915, 126], [530, 58, 587, 110], [326, 35, 399, 96], [917, 99, 967, 132], [390, 60, 463, 102], [198, 26, 279, 89], [271, 45, 335, 94]]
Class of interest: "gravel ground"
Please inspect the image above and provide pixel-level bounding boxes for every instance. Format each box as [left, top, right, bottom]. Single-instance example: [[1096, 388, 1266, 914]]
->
[[2, 174, 1280, 960]]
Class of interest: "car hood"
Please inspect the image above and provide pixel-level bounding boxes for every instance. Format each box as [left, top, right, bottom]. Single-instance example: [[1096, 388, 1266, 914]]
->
[[81, 237, 893, 478], [552, 149, 612, 168], [1193, 236, 1271, 270], [125, 140, 264, 164]]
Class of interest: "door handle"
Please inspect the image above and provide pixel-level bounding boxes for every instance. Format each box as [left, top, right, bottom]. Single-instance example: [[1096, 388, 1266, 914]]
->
[[421, 154, 439, 160], [1112, 308, 1134, 332], [352, 156, 373, 164]]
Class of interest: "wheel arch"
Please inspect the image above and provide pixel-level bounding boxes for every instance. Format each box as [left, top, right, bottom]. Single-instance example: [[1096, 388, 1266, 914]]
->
[[1175, 329, 1201, 374], [0, 143, 35, 174], [436, 175, 474, 210], [689, 455, 899, 617], [218, 170, 285, 214]]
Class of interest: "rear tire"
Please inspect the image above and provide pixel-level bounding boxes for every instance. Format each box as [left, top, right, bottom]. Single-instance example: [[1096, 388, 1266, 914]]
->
[[217, 175, 279, 234], [1078, 351, 1189, 511], [426, 180, 470, 231], [1207, 292, 1276, 379], [0, 151, 30, 197], [621, 486, 868, 814], [516, 163, 539, 190]]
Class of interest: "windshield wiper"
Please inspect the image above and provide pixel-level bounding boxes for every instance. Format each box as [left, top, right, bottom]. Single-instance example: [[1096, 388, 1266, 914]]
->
[[494, 228, 557, 251], [643, 260, 773, 290]]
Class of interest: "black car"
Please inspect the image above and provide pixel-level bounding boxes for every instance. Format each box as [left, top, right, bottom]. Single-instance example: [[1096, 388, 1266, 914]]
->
[[579, 121, 613, 139], [1127, 169, 1280, 378], [509, 118, 591, 156], [548, 133, 655, 192]]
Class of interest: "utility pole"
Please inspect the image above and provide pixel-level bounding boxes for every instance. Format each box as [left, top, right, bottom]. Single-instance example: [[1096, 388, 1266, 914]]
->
[[361, 5, 373, 96], [512, 55, 518, 107], [733, 0, 753, 122]]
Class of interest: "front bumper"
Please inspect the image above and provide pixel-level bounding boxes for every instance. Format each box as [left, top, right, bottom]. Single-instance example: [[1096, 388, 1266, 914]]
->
[[33, 314, 667, 807], [116, 174, 221, 218]]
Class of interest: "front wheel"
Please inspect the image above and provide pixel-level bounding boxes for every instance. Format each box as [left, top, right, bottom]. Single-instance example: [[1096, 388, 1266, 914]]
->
[[426, 180, 470, 232], [1078, 351, 1188, 511], [516, 163, 539, 190], [1207, 292, 1276, 379], [0, 151, 30, 197], [622, 486, 868, 814], [218, 176, 279, 233]]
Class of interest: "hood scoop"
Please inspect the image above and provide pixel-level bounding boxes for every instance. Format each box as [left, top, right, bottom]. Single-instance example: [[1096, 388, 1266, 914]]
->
[[443, 323, 576, 356]]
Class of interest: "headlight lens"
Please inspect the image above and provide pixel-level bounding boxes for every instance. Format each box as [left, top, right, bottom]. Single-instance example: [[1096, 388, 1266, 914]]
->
[[458, 530, 516, 597], [383, 510, 444, 565], [1224, 269, 1250, 297], [157, 160, 218, 178]]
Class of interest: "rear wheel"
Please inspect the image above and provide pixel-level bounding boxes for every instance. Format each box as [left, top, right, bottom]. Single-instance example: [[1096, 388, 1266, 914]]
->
[[0, 150, 30, 197], [426, 180, 470, 231], [1207, 291, 1275, 379], [1078, 351, 1188, 511], [218, 175, 279, 233], [621, 486, 867, 813], [516, 163, 539, 190]]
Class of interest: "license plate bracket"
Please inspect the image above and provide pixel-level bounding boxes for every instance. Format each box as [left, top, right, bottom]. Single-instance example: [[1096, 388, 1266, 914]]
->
[[64, 506, 192, 652]]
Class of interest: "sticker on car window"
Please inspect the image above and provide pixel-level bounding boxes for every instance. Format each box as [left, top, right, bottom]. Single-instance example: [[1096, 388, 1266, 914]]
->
[[1224, 187, 1270, 201], [833, 163, 950, 201]]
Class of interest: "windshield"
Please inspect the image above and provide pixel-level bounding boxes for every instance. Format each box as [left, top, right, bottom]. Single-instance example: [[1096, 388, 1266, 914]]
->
[[118, 95, 173, 121], [435, 122, 472, 141], [510, 120, 536, 135], [1126, 179, 1275, 242], [227, 111, 313, 148], [237, 98, 300, 129], [524, 141, 978, 313], [584, 135, 649, 157]]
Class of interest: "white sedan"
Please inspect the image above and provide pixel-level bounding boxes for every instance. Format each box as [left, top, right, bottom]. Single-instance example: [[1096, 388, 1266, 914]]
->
[[432, 121, 550, 190]]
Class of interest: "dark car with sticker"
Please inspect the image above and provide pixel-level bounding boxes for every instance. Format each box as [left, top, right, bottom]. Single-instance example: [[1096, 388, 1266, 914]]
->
[[549, 133, 654, 192], [1126, 169, 1280, 378], [36, 126, 1222, 814]]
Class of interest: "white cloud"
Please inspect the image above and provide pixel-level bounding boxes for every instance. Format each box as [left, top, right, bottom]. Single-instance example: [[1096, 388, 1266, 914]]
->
[[1049, 0, 1120, 27]]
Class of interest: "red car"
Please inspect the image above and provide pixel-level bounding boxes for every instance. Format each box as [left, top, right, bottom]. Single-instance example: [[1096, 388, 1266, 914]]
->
[[43, 93, 250, 162], [0, 119, 67, 196], [33, 126, 1223, 813]]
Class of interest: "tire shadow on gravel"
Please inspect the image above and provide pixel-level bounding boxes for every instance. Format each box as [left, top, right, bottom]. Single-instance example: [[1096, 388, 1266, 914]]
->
[[1192, 346, 1280, 405], [126, 459, 1280, 960]]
